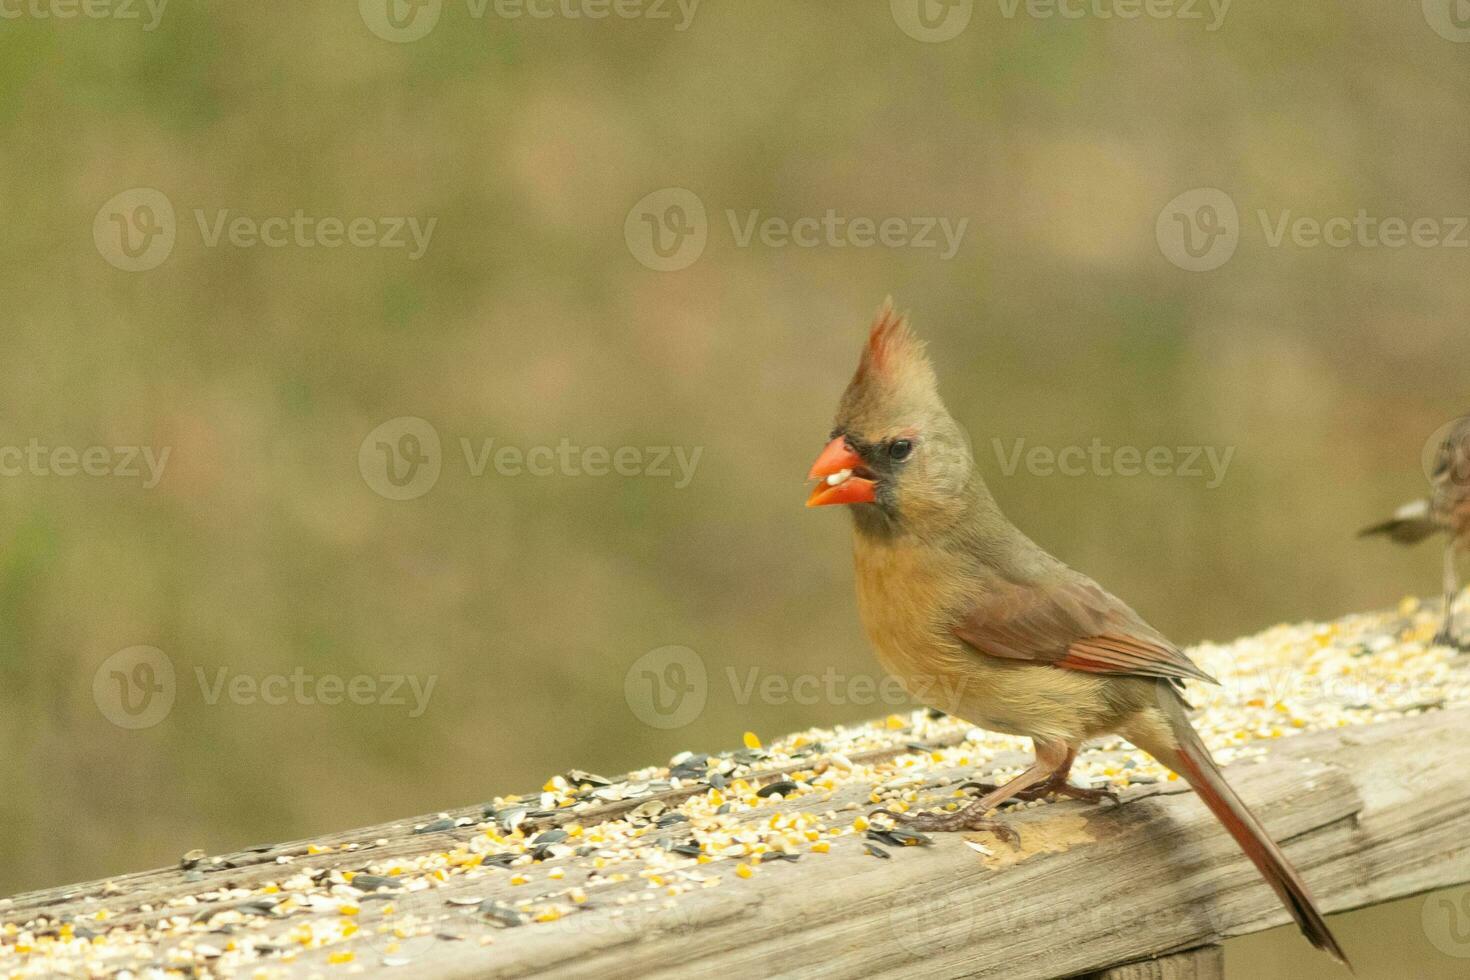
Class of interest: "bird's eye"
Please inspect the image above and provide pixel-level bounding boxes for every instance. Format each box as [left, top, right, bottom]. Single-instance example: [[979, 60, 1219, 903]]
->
[[888, 439, 913, 461]]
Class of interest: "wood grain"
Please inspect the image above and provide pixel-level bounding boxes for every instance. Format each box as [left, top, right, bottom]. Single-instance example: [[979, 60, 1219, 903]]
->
[[7, 708, 1469, 979], [1084, 946, 1224, 980]]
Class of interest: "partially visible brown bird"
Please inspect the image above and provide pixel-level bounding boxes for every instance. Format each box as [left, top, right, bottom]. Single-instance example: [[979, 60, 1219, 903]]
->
[[1359, 415, 1470, 649], [807, 300, 1349, 966]]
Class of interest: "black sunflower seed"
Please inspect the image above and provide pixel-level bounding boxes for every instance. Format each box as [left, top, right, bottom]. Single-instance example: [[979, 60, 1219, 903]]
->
[[478, 900, 525, 927], [481, 853, 519, 869], [351, 875, 401, 892], [864, 843, 891, 859], [757, 781, 798, 798], [236, 899, 280, 915], [869, 828, 932, 847], [414, 818, 456, 835]]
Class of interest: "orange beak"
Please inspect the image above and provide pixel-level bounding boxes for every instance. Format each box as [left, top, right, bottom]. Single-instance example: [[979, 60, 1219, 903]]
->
[[806, 436, 877, 507]]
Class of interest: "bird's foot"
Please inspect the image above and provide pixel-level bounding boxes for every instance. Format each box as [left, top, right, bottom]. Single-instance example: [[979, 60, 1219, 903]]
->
[[869, 805, 1019, 842], [957, 779, 1117, 806], [1432, 630, 1469, 652], [1033, 780, 1120, 805]]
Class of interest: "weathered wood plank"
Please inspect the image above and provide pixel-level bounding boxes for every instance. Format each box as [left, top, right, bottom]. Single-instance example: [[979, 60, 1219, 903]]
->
[[5, 600, 1469, 980], [308, 707, 1468, 979], [1083, 946, 1224, 980]]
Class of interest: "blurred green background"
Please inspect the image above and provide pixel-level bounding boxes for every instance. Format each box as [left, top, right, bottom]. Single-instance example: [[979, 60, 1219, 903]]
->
[[1, 2, 1467, 974]]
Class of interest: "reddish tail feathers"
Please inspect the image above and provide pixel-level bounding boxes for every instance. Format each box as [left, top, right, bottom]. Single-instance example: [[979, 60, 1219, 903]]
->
[[1167, 727, 1351, 968]]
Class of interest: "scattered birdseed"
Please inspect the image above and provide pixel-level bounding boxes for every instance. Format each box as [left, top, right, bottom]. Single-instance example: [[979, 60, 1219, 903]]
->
[[3, 596, 1465, 978]]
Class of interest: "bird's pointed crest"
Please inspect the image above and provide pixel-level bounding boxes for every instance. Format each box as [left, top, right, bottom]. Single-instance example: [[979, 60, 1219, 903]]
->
[[856, 298, 919, 380], [848, 298, 940, 402]]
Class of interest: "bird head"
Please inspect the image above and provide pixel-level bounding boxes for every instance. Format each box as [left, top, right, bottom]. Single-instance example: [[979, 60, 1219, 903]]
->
[[807, 300, 976, 530]]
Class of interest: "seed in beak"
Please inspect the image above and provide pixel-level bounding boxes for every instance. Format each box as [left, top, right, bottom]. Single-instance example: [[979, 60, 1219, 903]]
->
[[826, 468, 852, 487]]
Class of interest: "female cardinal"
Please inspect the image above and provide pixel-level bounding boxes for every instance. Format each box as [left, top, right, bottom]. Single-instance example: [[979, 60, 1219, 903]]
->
[[807, 300, 1348, 965]]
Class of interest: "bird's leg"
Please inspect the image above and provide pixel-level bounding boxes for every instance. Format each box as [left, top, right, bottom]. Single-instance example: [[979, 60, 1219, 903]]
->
[[957, 746, 1118, 805], [873, 740, 1071, 837], [1434, 542, 1466, 651], [1019, 746, 1119, 804]]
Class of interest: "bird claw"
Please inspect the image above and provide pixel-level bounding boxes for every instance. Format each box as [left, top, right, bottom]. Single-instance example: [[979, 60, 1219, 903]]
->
[[958, 780, 1118, 806], [1041, 782, 1120, 805], [1432, 631, 1469, 652], [870, 806, 1020, 843]]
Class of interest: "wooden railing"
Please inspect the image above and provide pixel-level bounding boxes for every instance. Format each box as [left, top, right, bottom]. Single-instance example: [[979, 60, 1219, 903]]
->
[[3, 602, 1469, 978]]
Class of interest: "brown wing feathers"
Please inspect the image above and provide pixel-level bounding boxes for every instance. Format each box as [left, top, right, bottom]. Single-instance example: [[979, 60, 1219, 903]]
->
[[952, 577, 1218, 685]]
